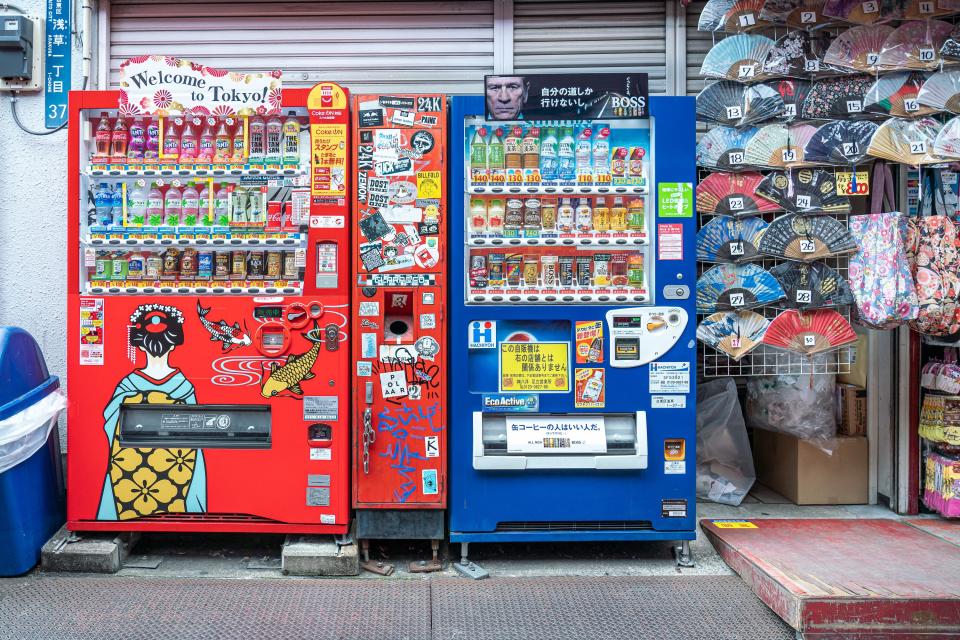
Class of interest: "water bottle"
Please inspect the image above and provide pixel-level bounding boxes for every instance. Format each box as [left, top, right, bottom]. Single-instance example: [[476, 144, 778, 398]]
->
[[558, 127, 576, 181], [95, 183, 112, 226], [110, 183, 124, 226]]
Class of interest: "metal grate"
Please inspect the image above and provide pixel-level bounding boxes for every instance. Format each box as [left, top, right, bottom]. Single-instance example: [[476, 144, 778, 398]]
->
[[496, 520, 653, 532]]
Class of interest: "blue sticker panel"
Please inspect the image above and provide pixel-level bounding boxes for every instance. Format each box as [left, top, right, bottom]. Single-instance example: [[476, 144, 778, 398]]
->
[[422, 469, 438, 495], [44, 0, 71, 128], [481, 394, 540, 412]]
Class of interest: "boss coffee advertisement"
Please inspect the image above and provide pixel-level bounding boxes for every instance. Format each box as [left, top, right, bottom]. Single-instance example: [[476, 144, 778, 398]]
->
[[484, 73, 649, 121]]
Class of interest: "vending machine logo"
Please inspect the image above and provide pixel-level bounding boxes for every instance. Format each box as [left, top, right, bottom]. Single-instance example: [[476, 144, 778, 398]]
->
[[469, 321, 497, 349]]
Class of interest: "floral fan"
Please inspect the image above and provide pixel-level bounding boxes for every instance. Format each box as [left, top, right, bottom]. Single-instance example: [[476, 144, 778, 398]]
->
[[697, 263, 786, 313], [696, 126, 759, 170], [697, 310, 770, 361], [759, 0, 830, 27], [802, 75, 876, 119], [933, 115, 960, 159], [877, 20, 954, 70], [823, 25, 895, 72], [700, 34, 776, 81], [755, 170, 852, 214], [823, 0, 886, 24], [763, 30, 833, 78], [697, 172, 781, 216], [865, 71, 933, 117], [867, 117, 946, 165], [744, 123, 818, 168], [763, 309, 858, 355], [758, 214, 859, 261], [769, 261, 856, 309], [803, 120, 879, 165], [940, 24, 960, 61]]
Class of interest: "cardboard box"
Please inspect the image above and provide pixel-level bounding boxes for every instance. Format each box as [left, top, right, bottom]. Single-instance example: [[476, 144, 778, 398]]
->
[[753, 429, 868, 505], [836, 383, 867, 436], [838, 327, 868, 388]]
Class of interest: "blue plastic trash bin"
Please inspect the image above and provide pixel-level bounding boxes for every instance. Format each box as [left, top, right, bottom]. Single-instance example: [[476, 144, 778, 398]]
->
[[0, 327, 65, 576]]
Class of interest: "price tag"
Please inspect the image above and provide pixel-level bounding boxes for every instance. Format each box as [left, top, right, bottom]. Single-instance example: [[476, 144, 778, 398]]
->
[[862, 1, 878, 13], [919, 0, 934, 12], [729, 293, 746, 307], [919, 48, 935, 62], [796, 194, 812, 209], [800, 11, 817, 23], [804, 59, 820, 72], [910, 140, 927, 154], [728, 241, 745, 256], [796, 289, 812, 304], [726, 105, 743, 119], [728, 196, 745, 211], [738, 12, 756, 27], [904, 99, 920, 112], [730, 336, 741, 348], [783, 104, 797, 118], [782, 148, 797, 163], [866, 52, 880, 66], [800, 239, 816, 253], [842, 142, 859, 157], [738, 64, 756, 79], [727, 151, 745, 165], [846, 100, 863, 113], [803, 334, 817, 347]]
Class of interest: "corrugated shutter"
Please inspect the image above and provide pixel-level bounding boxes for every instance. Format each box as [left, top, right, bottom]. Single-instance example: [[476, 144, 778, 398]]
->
[[685, 0, 714, 96], [108, 1, 495, 93], [512, 0, 669, 95]]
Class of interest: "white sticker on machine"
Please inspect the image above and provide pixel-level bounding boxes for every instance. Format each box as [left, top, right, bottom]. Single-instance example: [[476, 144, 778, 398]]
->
[[649, 362, 690, 394], [303, 396, 338, 421], [651, 395, 686, 409]]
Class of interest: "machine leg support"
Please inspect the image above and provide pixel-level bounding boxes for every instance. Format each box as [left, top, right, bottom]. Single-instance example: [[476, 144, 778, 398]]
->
[[453, 542, 489, 580], [408, 538, 443, 573], [359, 539, 395, 576], [674, 539, 694, 568]]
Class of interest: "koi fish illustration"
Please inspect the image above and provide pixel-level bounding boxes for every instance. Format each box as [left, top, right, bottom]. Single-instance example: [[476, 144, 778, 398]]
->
[[260, 323, 324, 397], [197, 301, 252, 352]]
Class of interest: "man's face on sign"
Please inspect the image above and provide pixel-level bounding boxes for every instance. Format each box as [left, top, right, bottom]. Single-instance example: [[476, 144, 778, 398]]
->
[[486, 76, 528, 120]]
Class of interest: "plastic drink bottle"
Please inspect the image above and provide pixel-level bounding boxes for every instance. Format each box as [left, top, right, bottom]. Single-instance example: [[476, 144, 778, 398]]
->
[[127, 118, 146, 162], [164, 184, 182, 226], [127, 251, 145, 280], [110, 184, 124, 226], [198, 184, 211, 225], [197, 117, 215, 163], [540, 127, 559, 180], [95, 183, 112, 226], [470, 127, 487, 169], [162, 117, 181, 162], [522, 127, 541, 169], [248, 116, 265, 165], [610, 196, 628, 231], [231, 118, 246, 165], [128, 183, 148, 226], [282, 111, 300, 165], [592, 124, 611, 173], [94, 113, 112, 162], [557, 197, 575, 232], [181, 182, 199, 226], [487, 127, 505, 169], [575, 198, 593, 232], [146, 183, 164, 226], [214, 183, 230, 226], [214, 118, 232, 164], [574, 126, 593, 174], [504, 126, 523, 169], [627, 197, 645, 231], [266, 114, 283, 166], [558, 127, 576, 180], [593, 197, 611, 232], [144, 116, 160, 164], [470, 197, 488, 233], [110, 118, 129, 163], [179, 118, 198, 163]]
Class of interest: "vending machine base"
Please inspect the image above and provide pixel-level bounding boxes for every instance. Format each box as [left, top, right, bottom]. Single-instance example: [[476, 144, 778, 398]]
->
[[356, 509, 445, 574]]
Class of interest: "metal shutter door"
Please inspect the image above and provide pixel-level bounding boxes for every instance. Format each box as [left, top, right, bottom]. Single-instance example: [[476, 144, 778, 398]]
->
[[107, 1, 495, 93], [512, 0, 669, 95]]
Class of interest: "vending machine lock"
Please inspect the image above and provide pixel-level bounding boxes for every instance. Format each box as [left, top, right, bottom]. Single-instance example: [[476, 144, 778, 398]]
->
[[324, 323, 339, 351]]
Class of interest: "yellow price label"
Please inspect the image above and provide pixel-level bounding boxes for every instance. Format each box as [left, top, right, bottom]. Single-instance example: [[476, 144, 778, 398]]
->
[[712, 520, 758, 529]]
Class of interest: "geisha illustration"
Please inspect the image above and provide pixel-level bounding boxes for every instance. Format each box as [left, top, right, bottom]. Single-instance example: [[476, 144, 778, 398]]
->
[[97, 304, 207, 520]]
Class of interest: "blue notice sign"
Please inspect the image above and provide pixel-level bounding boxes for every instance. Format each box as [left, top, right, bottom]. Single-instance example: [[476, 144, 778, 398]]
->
[[44, 0, 71, 128]]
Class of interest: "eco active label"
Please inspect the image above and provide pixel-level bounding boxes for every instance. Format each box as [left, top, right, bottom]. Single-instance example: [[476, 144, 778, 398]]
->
[[649, 362, 690, 394], [657, 182, 694, 218], [506, 416, 607, 454], [482, 394, 540, 412], [500, 342, 570, 392]]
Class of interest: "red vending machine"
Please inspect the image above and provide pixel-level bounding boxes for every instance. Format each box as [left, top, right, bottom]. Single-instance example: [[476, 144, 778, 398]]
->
[[66, 80, 353, 533], [351, 95, 447, 572]]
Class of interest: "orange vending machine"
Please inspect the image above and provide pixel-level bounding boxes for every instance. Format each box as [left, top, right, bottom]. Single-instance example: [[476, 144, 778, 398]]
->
[[351, 95, 447, 573]]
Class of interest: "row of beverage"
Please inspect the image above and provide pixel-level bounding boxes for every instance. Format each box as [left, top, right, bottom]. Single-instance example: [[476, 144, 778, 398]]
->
[[468, 124, 645, 181], [93, 182, 290, 228], [468, 195, 645, 236], [90, 112, 302, 166], [91, 249, 300, 282], [468, 250, 645, 289]]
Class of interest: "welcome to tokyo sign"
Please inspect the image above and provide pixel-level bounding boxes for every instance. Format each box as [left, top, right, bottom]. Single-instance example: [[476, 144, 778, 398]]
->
[[118, 56, 282, 116]]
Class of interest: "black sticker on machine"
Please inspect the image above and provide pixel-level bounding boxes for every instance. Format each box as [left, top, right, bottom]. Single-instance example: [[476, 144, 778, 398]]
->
[[358, 109, 384, 128], [359, 242, 386, 272], [379, 96, 416, 109], [358, 211, 393, 242]]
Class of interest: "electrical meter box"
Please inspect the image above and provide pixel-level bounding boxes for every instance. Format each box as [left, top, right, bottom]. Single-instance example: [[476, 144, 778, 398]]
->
[[0, 15, 34, 80]]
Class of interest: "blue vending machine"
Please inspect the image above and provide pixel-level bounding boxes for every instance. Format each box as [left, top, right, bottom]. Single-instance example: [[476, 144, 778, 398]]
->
[[449, 78, 697, 577]]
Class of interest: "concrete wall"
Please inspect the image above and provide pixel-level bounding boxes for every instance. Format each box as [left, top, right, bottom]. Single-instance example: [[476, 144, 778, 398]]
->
[[0, 0, 85, 446]]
